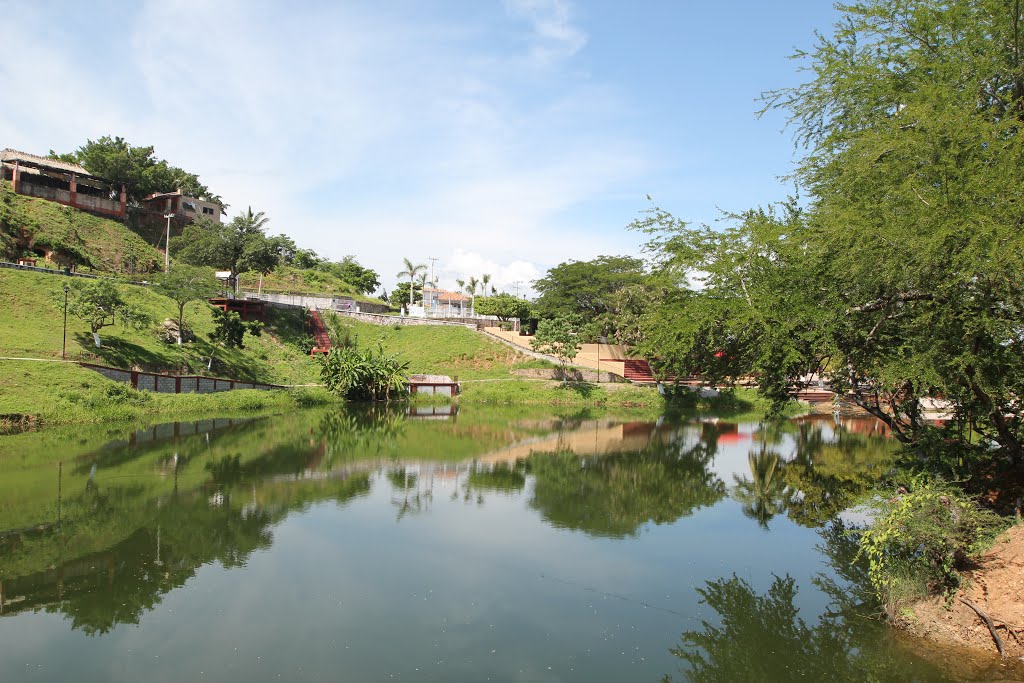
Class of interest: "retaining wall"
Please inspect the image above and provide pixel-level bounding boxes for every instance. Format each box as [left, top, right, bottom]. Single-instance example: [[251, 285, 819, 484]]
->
[[333, 310, 477, 329], [82, 363, 284, 393]]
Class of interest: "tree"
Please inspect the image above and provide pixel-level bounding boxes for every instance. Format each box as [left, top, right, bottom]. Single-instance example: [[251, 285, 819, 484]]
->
[[396, 258, 426, 311], [172, 208, 284, 292], [534, 255, 647, 320], [392, 282, 422, 312], [474, 293, 530, 322], [64, 279, 150, 347], [52, 136, 223, 207], [154, 266, 218, 345], [208, 308, 262, 349], [635, 0, 1024, 469], [530, 316, 581, 367], [334, 256, 380, 295]]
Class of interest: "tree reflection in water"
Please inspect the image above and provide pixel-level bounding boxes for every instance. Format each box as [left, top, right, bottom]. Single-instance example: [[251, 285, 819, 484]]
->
[[526, 426, 726, 538], [661, 521, 953, 683]]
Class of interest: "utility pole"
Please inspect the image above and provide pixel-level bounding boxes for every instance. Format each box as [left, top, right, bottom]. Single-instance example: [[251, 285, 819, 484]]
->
[[163, 213, 175, 273], [62, 284, 69, 359], [428, 257, 439, 287], [512, 281, 522, 298]]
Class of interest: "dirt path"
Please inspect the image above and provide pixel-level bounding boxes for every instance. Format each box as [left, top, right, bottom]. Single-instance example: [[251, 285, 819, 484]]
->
[[906, 523, 1024, 674]]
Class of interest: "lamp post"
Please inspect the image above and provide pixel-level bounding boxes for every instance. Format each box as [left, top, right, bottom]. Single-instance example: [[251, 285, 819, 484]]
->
[[62, 284, 70, 359], [163, 213, 175, 273]]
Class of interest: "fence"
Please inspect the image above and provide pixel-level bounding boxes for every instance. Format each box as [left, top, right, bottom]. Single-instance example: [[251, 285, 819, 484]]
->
[[242, 290, 391, 314], [81, 363, 285, 394]]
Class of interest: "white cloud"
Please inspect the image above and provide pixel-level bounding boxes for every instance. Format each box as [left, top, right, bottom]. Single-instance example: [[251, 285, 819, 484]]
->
[[504, 0, 587, 65], [0, 1, 646, 294]]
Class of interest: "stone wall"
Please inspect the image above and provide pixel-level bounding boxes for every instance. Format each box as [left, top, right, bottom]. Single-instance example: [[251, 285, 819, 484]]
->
[[511, 368, 627, 383], [333, 311, 477, 329]]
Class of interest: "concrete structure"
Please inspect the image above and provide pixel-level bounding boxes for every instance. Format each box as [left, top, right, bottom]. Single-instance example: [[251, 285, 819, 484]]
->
[[82, 363, 283, 393], [1, 148, 126, 219], [408, 374, 459, 396], [243, 290, 390, 315], [421, 287, 473, 317], [142, 190, 222, 223], [208, 297, 266, 322]]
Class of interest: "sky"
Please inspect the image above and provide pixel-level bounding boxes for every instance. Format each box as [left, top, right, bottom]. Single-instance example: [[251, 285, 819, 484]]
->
[[0, 0, 841, 296]]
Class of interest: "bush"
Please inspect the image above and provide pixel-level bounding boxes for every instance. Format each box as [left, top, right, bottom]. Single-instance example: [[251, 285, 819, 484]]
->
[[858, 478, 1006, 618]]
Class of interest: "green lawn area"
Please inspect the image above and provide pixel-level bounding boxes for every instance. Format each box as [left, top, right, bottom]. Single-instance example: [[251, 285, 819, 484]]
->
[[0, 268, 320, 385], [327, 313, 548, 379]]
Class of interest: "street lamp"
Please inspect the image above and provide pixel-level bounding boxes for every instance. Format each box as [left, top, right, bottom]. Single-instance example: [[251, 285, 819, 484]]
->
[[62, 284, 70, 359], [163, 213, 175, 273]]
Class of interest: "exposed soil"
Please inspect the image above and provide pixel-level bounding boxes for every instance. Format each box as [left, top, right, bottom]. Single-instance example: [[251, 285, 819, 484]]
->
[[905, 523, 1024, 678]]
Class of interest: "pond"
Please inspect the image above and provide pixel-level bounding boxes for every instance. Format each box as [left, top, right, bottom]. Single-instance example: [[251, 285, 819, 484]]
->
[[0, 406, 1010, 681]]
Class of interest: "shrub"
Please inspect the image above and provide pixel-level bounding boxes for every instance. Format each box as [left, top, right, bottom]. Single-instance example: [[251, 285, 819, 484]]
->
[[857, 478, 1006, 618]]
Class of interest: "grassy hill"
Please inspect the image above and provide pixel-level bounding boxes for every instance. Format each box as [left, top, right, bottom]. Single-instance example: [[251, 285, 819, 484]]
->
[[325, 313, 548, 380], [0, 183, 164, 273], [0, 268, 320, 384]]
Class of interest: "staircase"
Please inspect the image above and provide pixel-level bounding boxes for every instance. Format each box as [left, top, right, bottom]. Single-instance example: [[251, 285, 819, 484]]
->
[[307, 309, 331, 356], [622, 359, 657, 383]]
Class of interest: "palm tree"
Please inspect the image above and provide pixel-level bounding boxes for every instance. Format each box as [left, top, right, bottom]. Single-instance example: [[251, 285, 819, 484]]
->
[[465, 276, 479, 314], [732, 446, 789, 529], [396, 257, 426, 312], [481, 273, 492, 297]]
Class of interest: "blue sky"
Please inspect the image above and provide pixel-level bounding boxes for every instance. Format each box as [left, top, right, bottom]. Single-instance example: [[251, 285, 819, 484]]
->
[[0, 0, 840, 295]]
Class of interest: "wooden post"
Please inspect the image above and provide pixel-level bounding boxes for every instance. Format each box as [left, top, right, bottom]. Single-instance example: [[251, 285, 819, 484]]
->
[[11, 160, 20, 194], [69, 173, 77, 208]]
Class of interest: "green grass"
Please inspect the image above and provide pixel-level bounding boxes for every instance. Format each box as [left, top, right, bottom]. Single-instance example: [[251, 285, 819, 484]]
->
[[327, 314, 539, 379], [0, 268, 321, 385], [0, 360, 335, 427], [0, 183, 164, 272]]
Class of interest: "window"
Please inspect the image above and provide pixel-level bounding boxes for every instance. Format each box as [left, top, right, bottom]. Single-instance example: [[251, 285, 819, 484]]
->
[[202, 206, 214, 215]]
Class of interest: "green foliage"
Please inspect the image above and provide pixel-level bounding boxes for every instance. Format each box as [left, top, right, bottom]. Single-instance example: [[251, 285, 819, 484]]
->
[[62, 279, 151, 338], [208, 308, 262, 349], [634, 0, 1024, 465], [534, 255, 647, 319], [319, 343, 409, 401], [172, 208, 285, 287], [858, 479, 1006, 613], [474, 293, 530, 321], [53, 135, 223, 207], [530, 316, 581, 366], [154, 266, 218, 341], [332, 256, 381, 294], [392, 281, 423, 310]]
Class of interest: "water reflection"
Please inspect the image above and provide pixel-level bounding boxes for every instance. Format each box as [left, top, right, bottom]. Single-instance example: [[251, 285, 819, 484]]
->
[[662, 521, 953, 683], [0, 407, 922, 681]]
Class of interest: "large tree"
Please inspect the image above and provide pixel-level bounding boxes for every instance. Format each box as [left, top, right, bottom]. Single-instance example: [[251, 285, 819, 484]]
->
[[171, 208, 285, 291], [474, 293, 531, 322], [52, 136, 223, 208], [636, 0, 1024, 466], [533, 255, 647, 320], [154, 266, 218, 345]]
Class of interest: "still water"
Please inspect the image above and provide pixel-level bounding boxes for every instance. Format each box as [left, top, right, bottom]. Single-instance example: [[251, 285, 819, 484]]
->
[[0, 407, 1010, 681]]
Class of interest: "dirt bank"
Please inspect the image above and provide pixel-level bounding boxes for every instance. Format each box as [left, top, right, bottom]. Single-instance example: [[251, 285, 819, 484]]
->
[[905, 523, 1024, 674]]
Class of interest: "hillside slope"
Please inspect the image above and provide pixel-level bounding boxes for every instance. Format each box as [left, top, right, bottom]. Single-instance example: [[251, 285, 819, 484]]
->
[[0, 269, 319, 385], [325, 313, 546, 379], [0, 183, 163, 273]]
